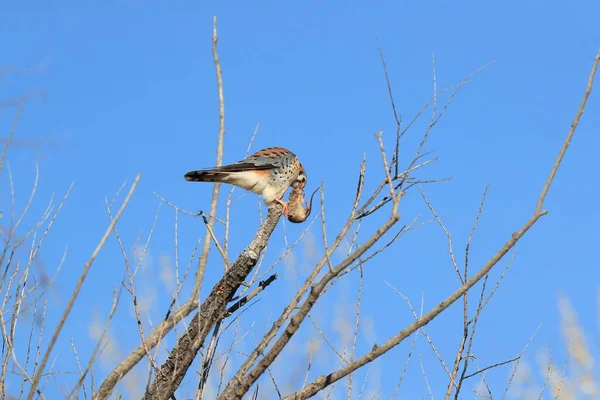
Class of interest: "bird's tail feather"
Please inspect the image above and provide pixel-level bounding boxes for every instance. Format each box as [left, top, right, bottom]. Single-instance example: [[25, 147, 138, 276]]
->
[[184, 170, 228, 182]]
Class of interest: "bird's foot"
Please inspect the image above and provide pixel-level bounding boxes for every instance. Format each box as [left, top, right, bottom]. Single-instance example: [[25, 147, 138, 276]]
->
[[276, 199, 290, 217]]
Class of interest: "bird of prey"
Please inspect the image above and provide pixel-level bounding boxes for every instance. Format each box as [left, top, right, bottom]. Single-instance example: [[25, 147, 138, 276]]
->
[[184, 147, 307, 216]]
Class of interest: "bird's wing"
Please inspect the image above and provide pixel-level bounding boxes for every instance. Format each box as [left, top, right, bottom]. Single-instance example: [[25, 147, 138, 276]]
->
[[197, 147, 295, 172], [196, 161, 273, 173], [242, 147, 296, 168]]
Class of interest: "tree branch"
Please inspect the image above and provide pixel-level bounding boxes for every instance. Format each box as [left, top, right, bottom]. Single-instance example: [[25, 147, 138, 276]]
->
[[142, 205, 282, 400], [192, 16, 227, 298]]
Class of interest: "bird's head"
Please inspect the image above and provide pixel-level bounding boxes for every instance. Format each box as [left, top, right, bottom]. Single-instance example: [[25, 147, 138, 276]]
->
[[293, 164, 307, 190]]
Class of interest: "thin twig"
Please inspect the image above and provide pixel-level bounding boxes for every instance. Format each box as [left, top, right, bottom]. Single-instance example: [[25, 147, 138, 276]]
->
[[226, 273, 277, 316], [377, 42, 402, 177], [192, 15, 227, 298], [346, 264, 364, 398], [502, 324, 542, 400], [463, 357, 519, 380], [319, 182, 333, 272], [200, 211, 231, 271], [420, 186, 462, 283], [28, 174, 140, 400], [536, 51, 599, 213], [419, 355, 434, 400]]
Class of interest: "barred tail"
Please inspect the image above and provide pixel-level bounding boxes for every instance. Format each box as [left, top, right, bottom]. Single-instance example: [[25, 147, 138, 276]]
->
[[184, 170, 227, 182]]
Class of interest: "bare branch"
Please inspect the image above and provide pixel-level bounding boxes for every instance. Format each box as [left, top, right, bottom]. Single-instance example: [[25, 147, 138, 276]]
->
[[502, 324, 542, 399], [419, 355, 434, 400], [390, 330, 419, 399], [192, 15, 227, 298], [319, 182, 334, 272], [226, 273, 277, 316], [142, 205, 282, 399], [536, 50, 599, 213], [377, 43, 402, 178], [463, 357, 519, 380], [420, 186, 462, 284], [199, 211, 231, 271], [68, 287, 123, 400]]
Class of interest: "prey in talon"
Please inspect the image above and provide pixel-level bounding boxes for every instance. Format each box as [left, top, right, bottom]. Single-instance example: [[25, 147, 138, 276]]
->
[[287, 187, 319, 224], [184, 147, 307, 217]]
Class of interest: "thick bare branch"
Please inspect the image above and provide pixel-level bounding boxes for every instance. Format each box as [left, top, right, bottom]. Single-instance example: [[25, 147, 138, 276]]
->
[[142, 205, 282, 400], [220, 208, 400, 399]]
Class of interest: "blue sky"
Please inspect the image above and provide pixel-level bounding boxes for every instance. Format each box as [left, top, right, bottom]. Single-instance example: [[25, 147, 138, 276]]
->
[[2, 1, 599, 398]]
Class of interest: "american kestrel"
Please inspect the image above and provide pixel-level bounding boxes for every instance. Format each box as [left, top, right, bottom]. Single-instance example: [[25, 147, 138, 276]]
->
[[184, 147, 307, 216]]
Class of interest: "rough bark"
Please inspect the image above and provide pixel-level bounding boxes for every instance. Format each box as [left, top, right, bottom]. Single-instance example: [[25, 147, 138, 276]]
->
[[143, 205, 281, 400]]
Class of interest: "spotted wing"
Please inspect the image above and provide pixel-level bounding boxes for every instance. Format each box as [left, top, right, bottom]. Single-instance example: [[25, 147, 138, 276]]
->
[[184, 147, 294, 181]]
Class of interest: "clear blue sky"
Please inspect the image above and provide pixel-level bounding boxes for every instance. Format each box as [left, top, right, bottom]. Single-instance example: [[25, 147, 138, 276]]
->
[[2, 1, 599, 398]]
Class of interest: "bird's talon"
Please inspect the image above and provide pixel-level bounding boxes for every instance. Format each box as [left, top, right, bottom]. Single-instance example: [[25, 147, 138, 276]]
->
[[276, 199, 289, 217]]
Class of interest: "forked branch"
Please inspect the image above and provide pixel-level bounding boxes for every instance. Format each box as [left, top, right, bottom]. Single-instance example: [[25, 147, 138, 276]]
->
[[141, 205, 283, 400]]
